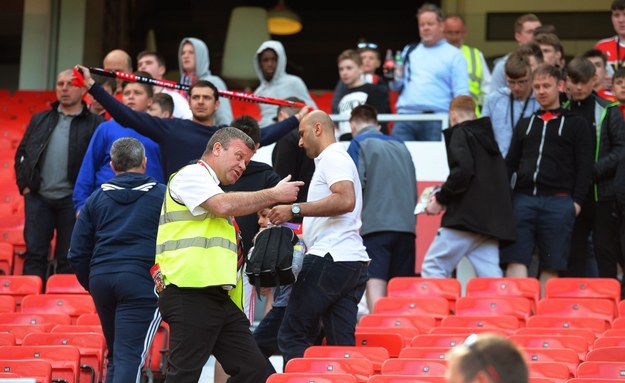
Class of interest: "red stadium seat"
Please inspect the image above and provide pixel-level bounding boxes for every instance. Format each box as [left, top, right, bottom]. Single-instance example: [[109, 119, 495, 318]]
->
[[76, 313, 101, 326], [409, 334, 468, 349], [356, 325, 418, 343], [355, 331, 404, 357], [536, 298, 615, 324], [454, 296, 532, 324], [576, 361, 625, 379], [372, 296, 450, 321], [619, 300, 625, 317], [0, 295, 16, 313], [0, 275, 42, 306], [0, 242, 13, 275], [592, 336, 625, 349], [45, 274, 88, 294], [398, 347, 450, 360], [0, 344, 81, 383], [465, 277, 540, 313], [0, 312, 71, 326], [514, 327, 596, 346], [440, 314, 520, 333], [0, 323, 52, 344], [0, 332, 15, 346], [20, 294, 96, 323], [386, 277, 461, 311], [0, 359, 53, 383], [303, 346, 389, 374], [368, 376, 445, 383], [285, 357, 373, 383], [144, 321, 169, 381], [428, 327, 509, 336], [527, 361, 571, 381], [601, 329, 625, 337], [522, 347, 579, 377], [358, 313, 436, 334], [51, 324, 103, 334], [526, 316, 608, 337], [544, 277, 620, 308], [266, 372, 357, 383], [380, 358, 446, 377], [585, 346, 625, 362], [509, 334, 588, 361]]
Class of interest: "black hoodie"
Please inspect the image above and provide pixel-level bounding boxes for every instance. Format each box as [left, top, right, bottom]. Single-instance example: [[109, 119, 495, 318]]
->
[[437, 117, 517, 245]]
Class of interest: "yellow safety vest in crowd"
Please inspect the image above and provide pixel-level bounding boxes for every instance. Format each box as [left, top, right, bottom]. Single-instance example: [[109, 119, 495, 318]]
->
[[461, 45, 483, 103], [155, 170, 244, 309]]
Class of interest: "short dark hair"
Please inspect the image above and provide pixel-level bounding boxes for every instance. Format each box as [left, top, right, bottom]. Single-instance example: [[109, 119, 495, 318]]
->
[[93, 74, 116, 93], [566, 57, 596, 83], [230, 115, 261, 145], [533, 63, 563, 82], [417, 3, 444, 22], [614, 67, 625, 81], [137, 51, 167, 68], [505, 52, 532, 79], [204, 127, 255, 156], [276, 96, 305, 119], [534, 33, 562, 53], [517, 43, 544, 63], [613, 0, 625, 11], [580, 49, 607, 66], [110, 137, 145, 172], [122, 71, 154, 97], [189, 80, 219, 101], [153, 93, 174, 116], [350, 104, 378, 125]]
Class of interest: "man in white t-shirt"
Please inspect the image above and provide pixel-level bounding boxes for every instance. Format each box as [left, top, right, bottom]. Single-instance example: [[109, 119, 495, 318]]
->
[[268, 110, 370, 364]]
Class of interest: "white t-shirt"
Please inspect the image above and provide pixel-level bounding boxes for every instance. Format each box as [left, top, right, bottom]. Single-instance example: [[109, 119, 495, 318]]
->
[[162, 88, 193, 120], [303, 143, 369, 262], [169, 160, 223, 215]]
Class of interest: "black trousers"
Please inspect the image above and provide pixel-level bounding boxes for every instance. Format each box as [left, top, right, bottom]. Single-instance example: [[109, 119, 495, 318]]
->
[[158, 285, 266, 383], [565, 199, 623, 278]]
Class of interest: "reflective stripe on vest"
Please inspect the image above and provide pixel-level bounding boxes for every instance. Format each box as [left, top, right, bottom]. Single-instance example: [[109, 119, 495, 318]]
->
[[461, 45, 483, 102], [155, 174, 238, 289]]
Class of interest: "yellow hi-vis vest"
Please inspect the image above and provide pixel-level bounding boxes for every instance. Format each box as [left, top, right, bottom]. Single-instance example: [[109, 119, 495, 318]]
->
[[155, 172, 244, 309], [461, 45, 483, 104]]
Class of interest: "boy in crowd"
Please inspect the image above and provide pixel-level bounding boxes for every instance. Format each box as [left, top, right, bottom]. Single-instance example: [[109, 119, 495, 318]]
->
[[562, 57, 625, 281], [581, 49, 616, 101], [148, 93, 174, 118], [503, 64, 593, 286]]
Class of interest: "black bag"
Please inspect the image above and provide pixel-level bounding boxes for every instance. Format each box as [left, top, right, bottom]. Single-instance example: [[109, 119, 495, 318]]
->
[[245, 226, 299, 289]]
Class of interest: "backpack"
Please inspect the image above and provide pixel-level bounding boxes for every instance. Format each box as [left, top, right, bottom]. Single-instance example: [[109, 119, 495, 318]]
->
[[245, 226, 299, 290]]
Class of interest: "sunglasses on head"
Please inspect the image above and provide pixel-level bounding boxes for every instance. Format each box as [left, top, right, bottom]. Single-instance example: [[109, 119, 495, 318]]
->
[[357, 42, 378, 49]]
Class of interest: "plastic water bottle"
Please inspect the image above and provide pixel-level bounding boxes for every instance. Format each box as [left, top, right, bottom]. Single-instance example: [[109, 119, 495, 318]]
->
[[383, 49, 395, 81], [394, 50, 404, 82], [292, 239, 305, 278]]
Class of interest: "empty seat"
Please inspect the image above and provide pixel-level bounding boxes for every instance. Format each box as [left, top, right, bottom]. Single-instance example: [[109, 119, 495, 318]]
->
[[592, 336, 625, 349], [380, 358, 446, 377], [20, 294, 96, 323], [144, 321, 169, 381], [303, 346, 389, 374], [508, 334, 588, 361], [358, 313, 436, 334], [0, 242, 13, 275], [440, 314, 520, 333], [409, 334, 468, 349], [0, 295, 16, 313], [386, 277, 461, 311], [576, 361, 625, 379], [0, 323, 52, 345], [0, 332, 15, 345], [428, 327, 509, 336], [585, 346, 625, 362], [527, 361, 571, 381], [367, 376, 445, 383], [514, 327, 596, 346], [522, 347, 579, 377], [0, 312, 71, 326], [536, 297, 615, 325], [465, 277, 540, 312], [0, 358, 52, 383], [372, 296, 450, 321], [355, 331, 404, 358], [51, 324, 103, 334], [285, 357, 373, 383], [398, 347, 450, 360], [454, 296, 532, 324], [526, 315, 608, 337], [355, 325, 418, 344], [0, 344, 81, 383], [544, 277, 620, 307], [45, 274, 88, 294], [76, 313, 101, 326], [0, 275, 42, 306], [266, 372, 357, 383]]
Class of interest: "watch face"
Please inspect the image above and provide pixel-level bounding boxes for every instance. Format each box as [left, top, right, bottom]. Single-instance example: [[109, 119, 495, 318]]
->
[[292, 204, 301, 214]]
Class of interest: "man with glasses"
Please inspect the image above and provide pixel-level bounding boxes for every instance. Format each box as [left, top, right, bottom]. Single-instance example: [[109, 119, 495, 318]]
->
[[482, 48, 541, 157], [446, 333, 528, 383]]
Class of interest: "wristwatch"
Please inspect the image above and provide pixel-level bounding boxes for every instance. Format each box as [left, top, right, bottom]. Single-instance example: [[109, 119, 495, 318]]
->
[[291, 203, 302, 217]]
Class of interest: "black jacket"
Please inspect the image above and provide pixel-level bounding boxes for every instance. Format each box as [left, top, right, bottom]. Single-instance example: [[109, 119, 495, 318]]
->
[[437, 117, 516, 245], [564, 93, 625, 202], [14, 101, 104, 194], [506, 108, 594, 206]]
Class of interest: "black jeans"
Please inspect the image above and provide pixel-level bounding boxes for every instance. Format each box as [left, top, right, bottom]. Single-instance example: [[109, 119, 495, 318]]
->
[[158, 285, 266, 383], [23, 193, 75, 282]]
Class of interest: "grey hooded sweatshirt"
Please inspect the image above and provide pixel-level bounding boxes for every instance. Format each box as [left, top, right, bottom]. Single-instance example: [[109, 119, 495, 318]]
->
[[253, 40, 317, 127], [178, 37, 233, 126]]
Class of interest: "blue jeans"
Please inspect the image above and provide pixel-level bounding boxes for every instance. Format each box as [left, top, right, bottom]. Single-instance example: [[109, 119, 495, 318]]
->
[[23, 193, 76, 283], [278, 253, 368, 363], [391, 120, 442, 141]]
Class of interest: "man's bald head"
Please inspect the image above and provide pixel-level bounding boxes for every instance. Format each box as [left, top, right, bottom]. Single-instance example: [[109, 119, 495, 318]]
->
[[103, 49, 133, 93]]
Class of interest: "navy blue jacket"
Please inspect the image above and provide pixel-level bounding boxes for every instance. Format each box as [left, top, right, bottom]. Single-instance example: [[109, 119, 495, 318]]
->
[[68, 172, 166, 291]]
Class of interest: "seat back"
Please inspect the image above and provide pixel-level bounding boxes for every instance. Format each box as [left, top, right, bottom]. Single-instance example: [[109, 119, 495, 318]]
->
[[576, 361, 625, 379], [266, 372, 357, 383], [522, 347, 579, 377], [0, 295, 16, 313], [355, 325, 418, 344], [51, 324, 103, 334], [386, 277, 461, 311], [367, 376, 445, 383], [0, 323, 52, 345], [0, 275, 42, 306], [465, 277, 540, 312], [303, 346, 389, 374], [398, 347, 450, 360], [508, 334, 588, 361], [20, 294, 96, 323], [380, 358, 446, 377], [454, 296, 532, 324], [358, 314, 436, 334], [526, 315, 608, 336], [527, 361, 571, 381], [0, 344, 80, 383], [585, 346, 625, 361], [440, 314, 520, 333], [0, 358, 52, 383], [144, 321, 169, 380], [592, 335, 625, 349], [0, 312, 72, 326], [544, 278, 620, 308], [354, 331, 404, 358], [372, 296, 450, 320], [409, 334, 467, 349], [514, 327, 595, 346], [285, 357, 373, 383], [0, 242, 13, 275], [45, 274, 88, 294], [537, 298, 615, 324], [76, 313, 101, 326]]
